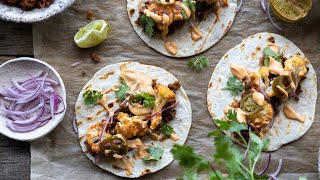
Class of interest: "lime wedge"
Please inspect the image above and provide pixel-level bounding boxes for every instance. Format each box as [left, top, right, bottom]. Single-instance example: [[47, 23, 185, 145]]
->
[[74, 20, 111, 48], [270, 0, 312, 23]]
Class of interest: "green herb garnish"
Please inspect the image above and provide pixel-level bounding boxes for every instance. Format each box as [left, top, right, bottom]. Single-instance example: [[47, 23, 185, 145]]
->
[[172, 110, 271, 180], [181, 10, 188, 20], [160, 123, 174, 137], [263, 47, 282, 66], [139, 14, 155, 38], [143, 146, 164, 161], [187, 56, 209, 71], [222, 76, 244, 96], [83, 90, 103, 106], [184, 0, 196, 15], [133, 92, 156, 107], [115, 83, 129, 101]]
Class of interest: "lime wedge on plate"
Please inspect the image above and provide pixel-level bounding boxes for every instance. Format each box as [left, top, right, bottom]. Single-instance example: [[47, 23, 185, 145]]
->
[[74, 20, 111, 48], [270, 0, 312, 23]]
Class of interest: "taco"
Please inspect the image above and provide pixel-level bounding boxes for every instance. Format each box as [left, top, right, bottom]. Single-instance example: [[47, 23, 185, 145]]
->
[[75, 62, 192, 177], [207, 32, 317, 151], [127, 0, 237, 57]]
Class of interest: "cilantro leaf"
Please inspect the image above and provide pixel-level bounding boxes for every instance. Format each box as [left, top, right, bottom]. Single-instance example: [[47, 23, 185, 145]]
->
[[263, 47, 282, 67], [83, 90, 103, 106], [181, 10, 188, 20], [143, 146, 164, 161], [139, 14, 155, 38], [184, 0, 196, 15], [133, 92, 155, 107], [160, 123, 174, 137], [115, 83, 129, 101], [222, 76, 244, 96], [187, 56, 209, 71]]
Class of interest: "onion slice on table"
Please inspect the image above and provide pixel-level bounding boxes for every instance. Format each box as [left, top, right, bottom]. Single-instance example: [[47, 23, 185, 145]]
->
[[0, 71, 64, 133]]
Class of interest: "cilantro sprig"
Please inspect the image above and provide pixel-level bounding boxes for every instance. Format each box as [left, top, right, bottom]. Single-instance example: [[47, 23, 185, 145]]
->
[[184, 0, 196, 19], [133, 92, 156, 108], [263, 47, 282, 67], [187, 56, 209, 71], [139, 14, 155, 38], [115, 82, 129, 101], [172, 110, 274, 180], [222, 76, 244, 96], [143, 146, 164, 161], [83, 90, 103, 106], [160, 122, 174, 137]]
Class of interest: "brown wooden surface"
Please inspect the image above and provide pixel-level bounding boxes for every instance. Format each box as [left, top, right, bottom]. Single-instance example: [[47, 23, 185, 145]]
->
[[0, 20, 33, 179]]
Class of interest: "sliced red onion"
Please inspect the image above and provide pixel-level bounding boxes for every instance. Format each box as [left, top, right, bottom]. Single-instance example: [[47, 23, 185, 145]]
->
[[244, 136, 251, 157], [269, 159, 283, 177], [237, 0, 244, 13], [71, 61, 82, 67], [258, 153, 272, 175], [259, 77, 271, 101], [267, 2, 282, 31], [99, 114, 113, 142], [0, 71, 63, 133], [240, 9, 249, 16], [269, 103, 276, 128], [72, 113, 78, 134], [104, 142, 111, 148], [260, 0, 266, 12], [12, 79, 26, 91], [146, 101, 179, 122], [269, 175, 278, 180]]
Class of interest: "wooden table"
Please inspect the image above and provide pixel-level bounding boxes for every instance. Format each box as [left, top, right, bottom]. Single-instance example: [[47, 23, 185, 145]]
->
[[0, 21, 33, 180]]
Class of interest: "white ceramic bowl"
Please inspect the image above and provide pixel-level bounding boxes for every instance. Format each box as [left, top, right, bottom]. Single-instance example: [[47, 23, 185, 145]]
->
[[0, 57, 67, 141], [0, 0, 75, 23]]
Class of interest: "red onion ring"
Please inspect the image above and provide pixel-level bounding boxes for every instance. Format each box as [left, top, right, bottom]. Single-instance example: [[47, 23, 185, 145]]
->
[[269, 159, 283, 177], [260, 0, 266, 12], [258, 153, 272, 175], [145, 101, 179, 122], [267, 1, 282, 31], [259, 77, 271, 101]]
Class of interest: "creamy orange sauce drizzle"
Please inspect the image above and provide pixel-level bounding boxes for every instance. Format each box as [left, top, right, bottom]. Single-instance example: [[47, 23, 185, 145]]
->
[[111, 157, 134, 176], [165, 40, 177, 55], [283, 104, 304, 123], [190, 25, 203, 42]]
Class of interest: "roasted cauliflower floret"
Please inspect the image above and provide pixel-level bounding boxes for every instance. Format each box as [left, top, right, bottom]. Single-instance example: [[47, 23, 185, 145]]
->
[[244, 72, 260, 91], [115, 112, 148, 139], [247, 102, 273, 129], [86, 121, 105, 154], [284, 56, 308, 78], [150, 84, 176, 129], [259, 66, 270, 86]]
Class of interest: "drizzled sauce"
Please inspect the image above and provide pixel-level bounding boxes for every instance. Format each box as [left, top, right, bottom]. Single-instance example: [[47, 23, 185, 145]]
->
[[165, 41, 177, 55], [190, 25, 203, 42]]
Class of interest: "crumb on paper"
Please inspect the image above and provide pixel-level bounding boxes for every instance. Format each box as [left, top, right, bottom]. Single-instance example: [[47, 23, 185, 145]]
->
[[86, 10, 94, 20], [82, 71, 86, 77], [91, 52, 101, 63]]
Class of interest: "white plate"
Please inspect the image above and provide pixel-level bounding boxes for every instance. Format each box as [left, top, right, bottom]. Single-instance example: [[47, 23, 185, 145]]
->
[[0, 57, 67, 141], [0, 0, 75, 23]]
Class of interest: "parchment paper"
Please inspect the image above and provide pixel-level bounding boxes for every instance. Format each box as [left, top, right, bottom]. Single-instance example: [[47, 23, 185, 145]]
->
[[31, 0, 320, 179]]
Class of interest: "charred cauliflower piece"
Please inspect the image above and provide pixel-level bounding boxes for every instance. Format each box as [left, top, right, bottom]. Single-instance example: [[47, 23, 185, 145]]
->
[[150, 84, 176, 130], [115, 112, 148, 139], [247, 102, 273, 129], [86, 121, 105, 154], [284, 56, 308, 78]]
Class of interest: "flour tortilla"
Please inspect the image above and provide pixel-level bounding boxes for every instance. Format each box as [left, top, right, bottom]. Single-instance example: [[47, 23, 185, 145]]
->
[[75, 62, 192, 178], [207, 32, 317, 151], [127, 0, 237, 57]]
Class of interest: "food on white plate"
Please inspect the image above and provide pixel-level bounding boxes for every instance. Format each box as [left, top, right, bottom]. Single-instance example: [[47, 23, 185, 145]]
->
[[75, 62, 191, 177], [0, 71, 65, 132], [127, 0, 237, 57], [207, 32, 317, 151], [1, 0, 54, 10]]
